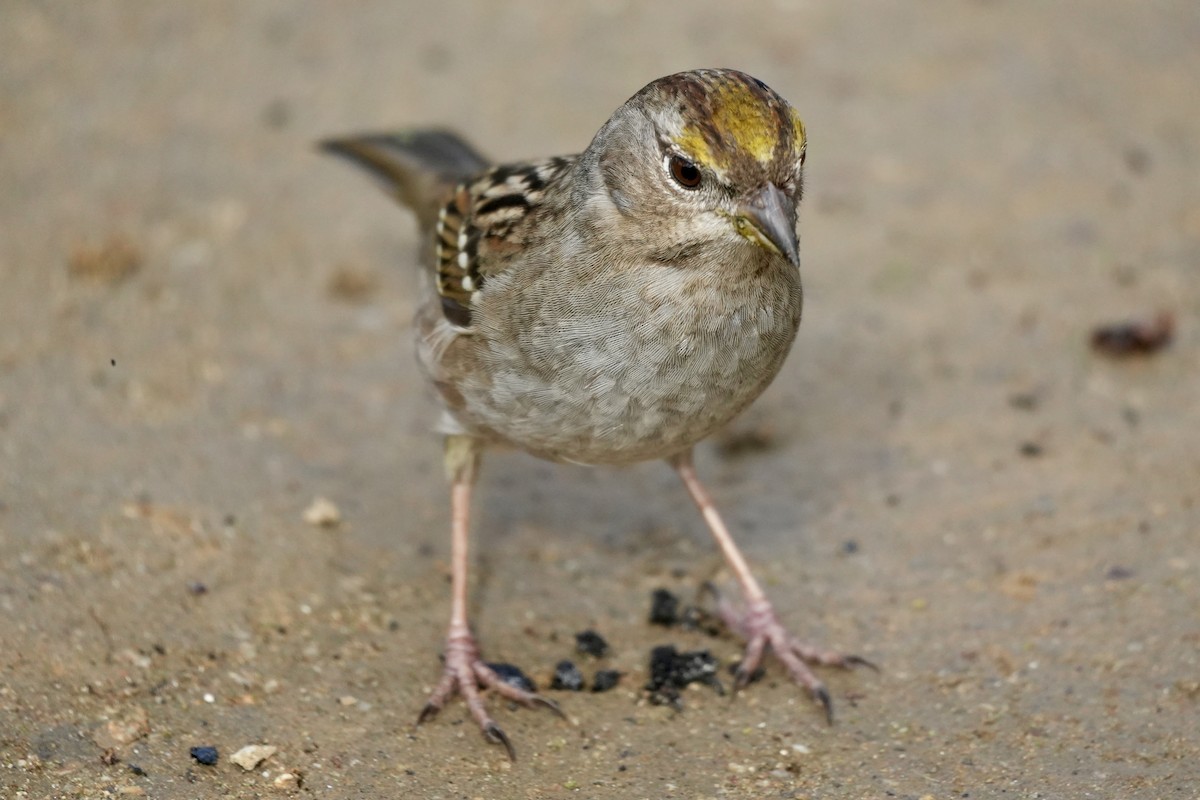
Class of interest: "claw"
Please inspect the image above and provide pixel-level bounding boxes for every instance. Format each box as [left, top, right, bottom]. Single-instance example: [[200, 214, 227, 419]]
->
[[530, 694, 567, 719], [730, 660, 766, 693], [732, 665, 754, 693], [417, 630, 563, 759], [843, 654, 880, 672], [483, 721, 516, 761], [416, 702, 440, 726], [710, 594, 872, 721], [813, 686, 834, 725]]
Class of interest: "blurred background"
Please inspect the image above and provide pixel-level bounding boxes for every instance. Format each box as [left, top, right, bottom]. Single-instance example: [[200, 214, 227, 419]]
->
[[1, 2, 1197, 797]]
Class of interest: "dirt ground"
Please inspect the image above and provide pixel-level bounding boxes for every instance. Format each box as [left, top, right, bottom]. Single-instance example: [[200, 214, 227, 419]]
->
[[2, 2, 1197, 798]]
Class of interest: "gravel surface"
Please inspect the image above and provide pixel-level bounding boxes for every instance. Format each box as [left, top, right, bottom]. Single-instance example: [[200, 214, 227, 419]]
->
[[2, 2, 1197, 798]]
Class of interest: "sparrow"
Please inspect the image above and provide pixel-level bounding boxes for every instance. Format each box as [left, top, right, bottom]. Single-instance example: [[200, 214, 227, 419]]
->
[[320, 68, 868, 759]]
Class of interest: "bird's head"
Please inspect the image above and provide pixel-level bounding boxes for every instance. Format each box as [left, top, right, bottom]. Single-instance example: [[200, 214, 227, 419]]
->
[[582, 68, 806, 269]]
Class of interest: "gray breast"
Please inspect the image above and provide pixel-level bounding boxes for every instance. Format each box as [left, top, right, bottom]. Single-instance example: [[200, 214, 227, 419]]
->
[[457, 262, 801, 465]]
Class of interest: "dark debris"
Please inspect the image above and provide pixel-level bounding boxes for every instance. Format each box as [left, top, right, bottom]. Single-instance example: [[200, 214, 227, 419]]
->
[[714, 425, 777, 459], [1019, 441, 1044, 458], [1105, 565, 1135, 581], [592, 669, 622, 692], [645, 645, 723, 707], [1091, 312, 1174, 357], [1008, 391, 1041, 411], [648, 588, 722, 635], [550, 659, 585, 691], [729, 660, 766, 685], [574, 629, 609, 658], [189, 746, 218, 766], [649, 588, 680, 626], [486, 662, 537, 694]]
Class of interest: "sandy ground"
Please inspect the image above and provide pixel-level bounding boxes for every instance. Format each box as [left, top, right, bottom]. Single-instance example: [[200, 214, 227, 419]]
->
[[2, 2, 1198, 798]]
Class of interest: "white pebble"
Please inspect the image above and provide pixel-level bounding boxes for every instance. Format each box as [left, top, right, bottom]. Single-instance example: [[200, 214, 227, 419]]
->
[[230, 744, 278, 771]]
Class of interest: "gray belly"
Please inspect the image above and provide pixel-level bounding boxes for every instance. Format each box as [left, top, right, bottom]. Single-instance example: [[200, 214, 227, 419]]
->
[[459, 291, 800, 465]]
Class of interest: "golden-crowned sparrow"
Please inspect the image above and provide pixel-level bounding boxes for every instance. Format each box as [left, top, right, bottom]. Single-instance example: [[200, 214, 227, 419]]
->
[[321, 68, 867, 759]]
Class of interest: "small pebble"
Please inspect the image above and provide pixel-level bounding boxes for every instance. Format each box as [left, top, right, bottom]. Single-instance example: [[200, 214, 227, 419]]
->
[[230, 744, 277, 771], [486, 662, 537, 693], [303, 497, 341, 527], [274, 772, 301, 790], [189, 746, 218, 766], [592, 669, 622, 692], [550, 660, 585, 691], [97, 705, 150, 747], [574, 629, 609, 658]]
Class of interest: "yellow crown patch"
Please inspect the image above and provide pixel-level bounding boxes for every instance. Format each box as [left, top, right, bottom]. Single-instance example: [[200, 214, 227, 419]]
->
[[672, 74, 805, 171]]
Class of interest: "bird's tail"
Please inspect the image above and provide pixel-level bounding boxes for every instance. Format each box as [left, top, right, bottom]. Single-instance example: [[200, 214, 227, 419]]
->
[[318, 130, 490, 229]]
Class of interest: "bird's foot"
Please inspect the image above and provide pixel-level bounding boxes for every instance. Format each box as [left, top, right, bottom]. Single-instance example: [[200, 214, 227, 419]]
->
[[707, 587, 876, 723], [416, 626, 563, 760]]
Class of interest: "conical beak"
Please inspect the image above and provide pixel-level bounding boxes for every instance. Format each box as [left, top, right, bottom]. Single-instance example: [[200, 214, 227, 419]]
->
[[733, 183, 799, 266]]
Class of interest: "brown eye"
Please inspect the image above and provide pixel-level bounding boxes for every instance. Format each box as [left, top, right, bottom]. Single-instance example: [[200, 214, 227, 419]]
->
[[668, 155, 702, 189]]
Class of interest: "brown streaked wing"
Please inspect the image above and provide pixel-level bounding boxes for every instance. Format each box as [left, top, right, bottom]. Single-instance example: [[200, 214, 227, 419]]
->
[[433, 156, 576, 328]]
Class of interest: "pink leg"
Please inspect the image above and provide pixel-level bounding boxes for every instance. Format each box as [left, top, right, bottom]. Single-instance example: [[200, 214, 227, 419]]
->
[[670, 449, 873, 722], [416, 436, 562, 759]]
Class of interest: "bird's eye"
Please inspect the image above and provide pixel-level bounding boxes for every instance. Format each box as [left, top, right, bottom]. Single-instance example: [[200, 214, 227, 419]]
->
[[668, 155, 703, 189]]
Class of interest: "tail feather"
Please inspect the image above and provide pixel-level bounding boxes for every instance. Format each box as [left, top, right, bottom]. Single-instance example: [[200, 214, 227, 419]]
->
[[318, 130, 490, 228]]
